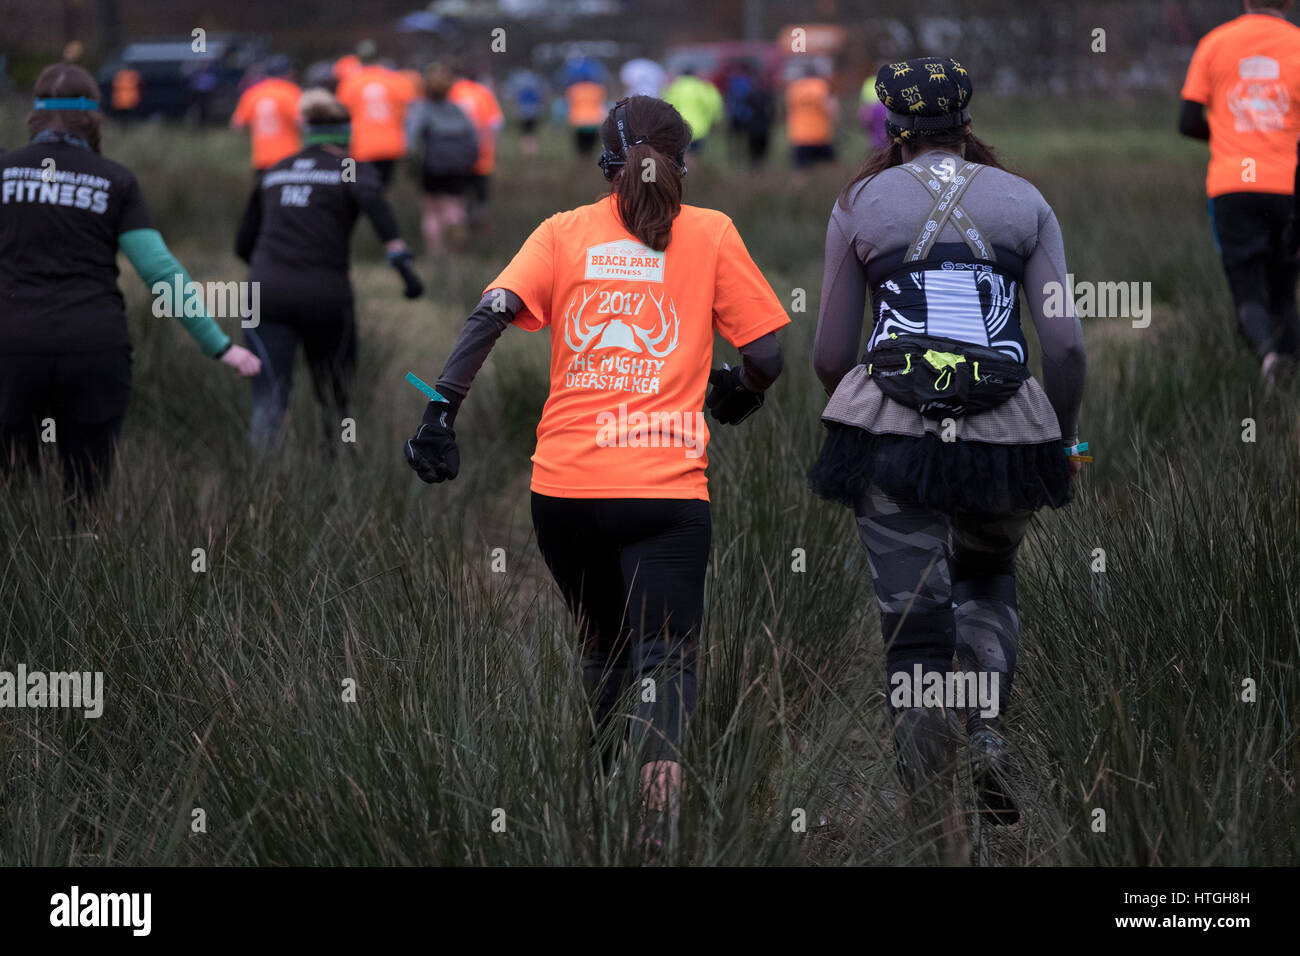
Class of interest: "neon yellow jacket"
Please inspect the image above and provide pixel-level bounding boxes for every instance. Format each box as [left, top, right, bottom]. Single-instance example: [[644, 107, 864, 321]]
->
[[663, 75, 724, 142]]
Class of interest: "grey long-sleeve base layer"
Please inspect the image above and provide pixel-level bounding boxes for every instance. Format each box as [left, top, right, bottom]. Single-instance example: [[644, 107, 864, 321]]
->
[[813, 148, 1086, 441]]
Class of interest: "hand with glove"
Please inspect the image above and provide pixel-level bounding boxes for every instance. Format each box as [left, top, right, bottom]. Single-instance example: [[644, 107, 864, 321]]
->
[[405, 393, 460, 482], [388, 248, 424, 299], [706, 364, 765, 424]]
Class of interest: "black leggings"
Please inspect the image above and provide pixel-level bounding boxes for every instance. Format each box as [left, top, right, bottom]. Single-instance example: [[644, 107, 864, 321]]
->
[[243, 294, 356, 449], [531, 493, 711, 767], [0, 348, 131, 502], [1211, 192, 1300, 357]]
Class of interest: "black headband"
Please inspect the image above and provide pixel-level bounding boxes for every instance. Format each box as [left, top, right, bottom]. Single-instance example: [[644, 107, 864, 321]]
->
[[883, 108, 972, 133], [597, 97, 687, 182], [613, 98, 643, 151]]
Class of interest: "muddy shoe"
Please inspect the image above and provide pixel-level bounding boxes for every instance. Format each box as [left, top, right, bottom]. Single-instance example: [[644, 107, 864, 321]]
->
[[969, 727, 1019, 826]]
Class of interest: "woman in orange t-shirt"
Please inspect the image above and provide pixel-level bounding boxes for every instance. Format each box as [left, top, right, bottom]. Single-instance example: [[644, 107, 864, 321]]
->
[[404, 96, 788, 846]]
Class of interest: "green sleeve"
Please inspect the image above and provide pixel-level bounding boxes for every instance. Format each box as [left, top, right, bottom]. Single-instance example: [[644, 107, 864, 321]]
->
[[118, 228, 232, 358]]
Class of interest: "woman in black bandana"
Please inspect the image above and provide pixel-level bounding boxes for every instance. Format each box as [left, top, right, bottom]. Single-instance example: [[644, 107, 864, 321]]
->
[[808, 57, 1088, 839], [0, 63, 261, 505]]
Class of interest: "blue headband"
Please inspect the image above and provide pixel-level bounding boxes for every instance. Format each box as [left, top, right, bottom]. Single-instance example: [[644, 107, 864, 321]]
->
[[34, 97, 100, 111]]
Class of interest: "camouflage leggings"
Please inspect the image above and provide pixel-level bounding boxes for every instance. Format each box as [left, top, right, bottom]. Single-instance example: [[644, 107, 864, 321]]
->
[[855, 485, 1031, 788]]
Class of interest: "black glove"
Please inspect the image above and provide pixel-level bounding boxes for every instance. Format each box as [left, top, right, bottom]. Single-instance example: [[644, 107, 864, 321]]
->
[[388, 249, 424, 299], [404, 396, 460, 482], [706, 365, 765, 425]]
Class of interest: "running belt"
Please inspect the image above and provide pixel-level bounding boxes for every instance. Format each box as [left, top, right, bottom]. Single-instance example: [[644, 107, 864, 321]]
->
[[864, 161, 1028, 363]]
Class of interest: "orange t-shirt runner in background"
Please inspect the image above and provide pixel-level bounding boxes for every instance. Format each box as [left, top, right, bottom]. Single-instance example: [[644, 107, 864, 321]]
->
[[231, 78, 302, 170], [333, 55, 362, 84], [786, 76, 834, 146], [567, 82, 608, 128], [1182, 12, 1300, 196], [111, 69, 141, 111], [487, 196, 790, 500], [337, 65, 417, 161], [449, 78, 505, 175]]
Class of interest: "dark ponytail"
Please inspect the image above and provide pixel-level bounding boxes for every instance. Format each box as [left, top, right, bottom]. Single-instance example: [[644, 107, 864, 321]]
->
[[601, 96, 692, 252], [837, 127, 1010, 210]]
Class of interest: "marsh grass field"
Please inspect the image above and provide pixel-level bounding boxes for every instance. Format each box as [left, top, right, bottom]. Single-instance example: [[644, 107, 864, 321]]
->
[[0, 97, 1296, 866]]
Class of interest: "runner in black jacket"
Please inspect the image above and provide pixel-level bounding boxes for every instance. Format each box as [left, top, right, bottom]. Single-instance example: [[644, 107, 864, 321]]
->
[[1, 63, 260, 505], [235, 88, 423, 449]]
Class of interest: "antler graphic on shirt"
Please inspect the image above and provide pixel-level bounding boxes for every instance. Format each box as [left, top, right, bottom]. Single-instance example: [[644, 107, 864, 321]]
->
[[636, 290, 680, 358], [563, 286, 603, 353]]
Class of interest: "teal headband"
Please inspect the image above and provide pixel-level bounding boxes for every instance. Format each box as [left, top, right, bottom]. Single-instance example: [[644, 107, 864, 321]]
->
[[34, 97, 100, 111]]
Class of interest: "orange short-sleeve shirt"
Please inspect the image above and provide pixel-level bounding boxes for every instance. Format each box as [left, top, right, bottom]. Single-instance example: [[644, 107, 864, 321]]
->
[[567, 82, 608, 128], [487, 197, 790, 500], [786, 76, 833, 146], [449, 78, 505, 175], [232, 78, 302, 170], [337, 65, 417, 161], [1182, 13, 1300, 196]]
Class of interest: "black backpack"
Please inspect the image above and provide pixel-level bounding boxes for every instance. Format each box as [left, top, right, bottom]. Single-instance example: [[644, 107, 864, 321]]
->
[[421, 101, 479, 176]]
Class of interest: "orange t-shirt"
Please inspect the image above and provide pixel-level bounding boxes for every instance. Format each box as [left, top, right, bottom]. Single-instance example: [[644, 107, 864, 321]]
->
[[567, 82, 607, 128], [786, 76, 833, 146], [1182, 13, 1300, 196], [333, 55, 362, 83], [112, 69, 141, 110], [486, 197, 790, 500], [337, 65, 417, 161], [231, 78, 302, 170], [449, 78, 505, 175]]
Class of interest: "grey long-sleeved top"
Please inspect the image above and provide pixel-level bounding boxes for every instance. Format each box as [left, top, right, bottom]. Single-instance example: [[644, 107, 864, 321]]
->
[[813, 148, 1086, 441]]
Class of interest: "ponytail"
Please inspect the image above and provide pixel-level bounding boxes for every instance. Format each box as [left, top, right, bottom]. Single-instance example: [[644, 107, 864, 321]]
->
[[600, 96, 692, 252]]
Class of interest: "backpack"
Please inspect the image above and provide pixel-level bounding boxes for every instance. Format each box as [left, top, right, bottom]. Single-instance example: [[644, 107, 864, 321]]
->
[[421, 101, 479, 176]]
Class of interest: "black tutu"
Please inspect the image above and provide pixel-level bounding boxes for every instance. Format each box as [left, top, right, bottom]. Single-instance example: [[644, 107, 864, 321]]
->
[[808, 423, 1072, 514]]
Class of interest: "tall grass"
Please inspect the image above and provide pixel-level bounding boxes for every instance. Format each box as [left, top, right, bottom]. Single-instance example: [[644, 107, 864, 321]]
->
[[0, 97, 1296, 865]]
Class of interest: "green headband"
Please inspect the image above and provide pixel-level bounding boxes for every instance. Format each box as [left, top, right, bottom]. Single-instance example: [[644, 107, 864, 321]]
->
[[303, 123, 351, 146]]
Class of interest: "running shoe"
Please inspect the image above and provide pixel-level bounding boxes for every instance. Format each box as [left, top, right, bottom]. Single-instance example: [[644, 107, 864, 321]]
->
[[969, 726, 1020, 825]]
